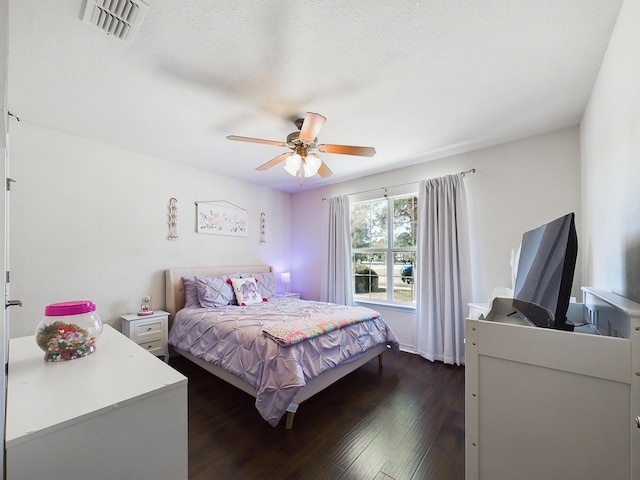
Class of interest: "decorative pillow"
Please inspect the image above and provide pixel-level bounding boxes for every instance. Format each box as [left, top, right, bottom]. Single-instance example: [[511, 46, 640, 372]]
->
[[182, 276, 200, 309], [240, 272, 276, 298], [228, 277, 264, 306], [194, 275, 235, 308]]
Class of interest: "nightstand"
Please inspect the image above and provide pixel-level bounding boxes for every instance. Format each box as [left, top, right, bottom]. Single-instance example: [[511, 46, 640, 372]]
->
[[275, 293, 301, 300], [121, 310, 169, 362]]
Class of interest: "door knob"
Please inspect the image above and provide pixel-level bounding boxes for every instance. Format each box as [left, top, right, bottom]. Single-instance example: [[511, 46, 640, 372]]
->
[[6, 300, 22, 308]]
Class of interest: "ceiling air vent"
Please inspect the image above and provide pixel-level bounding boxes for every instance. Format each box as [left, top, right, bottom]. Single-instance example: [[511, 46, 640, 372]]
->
[[81, 0, 149, 45]]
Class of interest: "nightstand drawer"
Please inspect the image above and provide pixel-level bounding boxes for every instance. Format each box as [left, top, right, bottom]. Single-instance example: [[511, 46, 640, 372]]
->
[[138, 339, 164, 355], [133, 320, 163, 341]]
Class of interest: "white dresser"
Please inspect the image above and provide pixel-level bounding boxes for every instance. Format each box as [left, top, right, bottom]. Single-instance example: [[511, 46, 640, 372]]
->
[[5, 324, 188, 480], [465, 288, 640, 480]]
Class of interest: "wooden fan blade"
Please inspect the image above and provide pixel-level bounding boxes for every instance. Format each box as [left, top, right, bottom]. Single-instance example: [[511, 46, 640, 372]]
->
[[227, 135, 287, 147], [317, 161, 333, 178], [255, 152, 291, 171], [317, 144, 376, 157], [299, 112, 327, 142]]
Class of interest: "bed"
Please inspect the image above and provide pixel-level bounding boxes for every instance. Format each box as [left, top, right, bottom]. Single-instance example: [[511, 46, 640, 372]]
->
[[165, 265, 399, 429]]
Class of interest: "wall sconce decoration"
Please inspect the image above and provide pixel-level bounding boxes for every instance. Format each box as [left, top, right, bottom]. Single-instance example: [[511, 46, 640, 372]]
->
[[168, 197, 178, 240], [259, 212, 266, 245]]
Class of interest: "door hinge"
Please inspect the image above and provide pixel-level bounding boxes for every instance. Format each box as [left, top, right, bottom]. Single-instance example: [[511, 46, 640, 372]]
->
[[6, 178, 16, 191], [6, 271, 9, 283]]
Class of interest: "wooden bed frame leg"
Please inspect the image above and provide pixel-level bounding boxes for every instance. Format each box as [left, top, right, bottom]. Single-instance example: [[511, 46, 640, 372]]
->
[[378, 353, 384, 366], [285, 411, 295, 430]]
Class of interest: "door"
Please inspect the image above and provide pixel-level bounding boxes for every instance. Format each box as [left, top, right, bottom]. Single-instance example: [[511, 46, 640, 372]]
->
[[1, 1, 9, 478]]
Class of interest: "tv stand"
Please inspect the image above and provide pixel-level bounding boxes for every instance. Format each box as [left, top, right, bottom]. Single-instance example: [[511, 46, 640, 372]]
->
[[465, 288, 640, 479], [554, 319, 574, 331]]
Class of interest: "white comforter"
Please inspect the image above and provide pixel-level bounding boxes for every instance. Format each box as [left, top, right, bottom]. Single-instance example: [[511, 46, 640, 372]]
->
[[168, 297, 399, 426]]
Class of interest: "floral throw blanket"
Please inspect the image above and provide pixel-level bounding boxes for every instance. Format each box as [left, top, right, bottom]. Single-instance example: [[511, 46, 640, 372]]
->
[[262, 307, 380, 346]]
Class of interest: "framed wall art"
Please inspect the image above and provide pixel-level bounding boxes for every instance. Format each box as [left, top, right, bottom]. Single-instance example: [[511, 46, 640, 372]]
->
[[195, 201, 247, 237]]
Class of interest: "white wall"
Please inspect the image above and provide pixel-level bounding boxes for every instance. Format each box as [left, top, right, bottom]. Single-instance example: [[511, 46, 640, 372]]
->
[[9, 123, 582, 349], [0, 0, 5, 151], [291, 128, 581, 351], [9, 122, 292, 338], [581, 0, 640, 302]]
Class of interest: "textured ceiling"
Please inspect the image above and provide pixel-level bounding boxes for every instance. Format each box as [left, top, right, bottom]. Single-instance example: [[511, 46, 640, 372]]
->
[[7, 1, 623, 192]]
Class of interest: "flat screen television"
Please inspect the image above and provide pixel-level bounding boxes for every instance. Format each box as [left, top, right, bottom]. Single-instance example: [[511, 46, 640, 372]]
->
[[512, 212, 577, 330]]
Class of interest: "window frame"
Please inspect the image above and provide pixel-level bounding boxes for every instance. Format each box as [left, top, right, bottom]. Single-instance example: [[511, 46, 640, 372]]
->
[[350, 188, 418, 308]]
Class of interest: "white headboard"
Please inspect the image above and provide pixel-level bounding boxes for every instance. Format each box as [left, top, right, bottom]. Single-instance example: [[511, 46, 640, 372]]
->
[[165, 265, 273, 319]]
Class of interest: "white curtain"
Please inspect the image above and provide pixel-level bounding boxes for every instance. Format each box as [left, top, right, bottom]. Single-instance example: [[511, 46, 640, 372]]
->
[[320, 195, 353, 305], [416, 174, 471, 366]]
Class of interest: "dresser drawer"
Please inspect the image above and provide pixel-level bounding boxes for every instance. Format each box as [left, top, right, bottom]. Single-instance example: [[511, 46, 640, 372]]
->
[[138, 338, 164, 356], [132, 320, 163, 341]]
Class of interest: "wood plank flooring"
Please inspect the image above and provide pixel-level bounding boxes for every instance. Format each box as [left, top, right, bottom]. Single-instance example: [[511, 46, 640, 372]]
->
[[169, 350, 465, 480]]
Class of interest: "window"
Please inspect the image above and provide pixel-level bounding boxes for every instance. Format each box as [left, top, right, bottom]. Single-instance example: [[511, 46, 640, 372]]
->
[[350, 193, 418, 305]]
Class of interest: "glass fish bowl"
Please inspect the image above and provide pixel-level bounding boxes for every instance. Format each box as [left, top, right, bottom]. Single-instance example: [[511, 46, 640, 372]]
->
[[35, 300, 103, 362]]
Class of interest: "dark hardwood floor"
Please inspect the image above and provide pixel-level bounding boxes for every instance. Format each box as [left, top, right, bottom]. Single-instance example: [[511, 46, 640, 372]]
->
[[169, 350, 465, 480]]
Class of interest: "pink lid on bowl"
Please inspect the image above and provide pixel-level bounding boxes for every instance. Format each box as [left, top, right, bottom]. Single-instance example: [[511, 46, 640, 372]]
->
[[45, 300, 96, 316]]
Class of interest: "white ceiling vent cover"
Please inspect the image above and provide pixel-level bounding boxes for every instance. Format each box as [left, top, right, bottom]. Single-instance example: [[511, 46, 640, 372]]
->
[[82, 0, 149, 45]]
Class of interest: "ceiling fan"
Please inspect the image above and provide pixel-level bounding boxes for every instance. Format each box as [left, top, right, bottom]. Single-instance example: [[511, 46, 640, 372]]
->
[[226, 112, 376, 185]]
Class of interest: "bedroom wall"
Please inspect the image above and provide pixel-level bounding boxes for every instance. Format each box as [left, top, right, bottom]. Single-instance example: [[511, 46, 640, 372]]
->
[[290, 128, 581, 351], [8, 122, 292, 338], [581, 0, 640, 303], [0, 0, 5, 152]]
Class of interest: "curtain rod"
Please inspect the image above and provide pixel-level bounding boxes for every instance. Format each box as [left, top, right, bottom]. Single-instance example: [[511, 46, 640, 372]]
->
[[322, 168, 475, 200]]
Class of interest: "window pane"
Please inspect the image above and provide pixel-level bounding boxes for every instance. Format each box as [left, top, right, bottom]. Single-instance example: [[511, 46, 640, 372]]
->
[[393, 196, 418, 248], [351, 200, 387, 249], [392, 251, 416, 302], [370, 200, 388, 248], [353, 253, 387, 301], [350, 204, 370, 248]]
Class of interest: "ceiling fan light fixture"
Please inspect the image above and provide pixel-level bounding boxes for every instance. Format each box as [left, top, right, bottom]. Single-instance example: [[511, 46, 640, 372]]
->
[[284, 153, 302, 176], [226, 111, 375, 185], [303, 153, 322, 177]]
